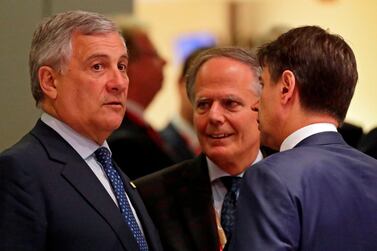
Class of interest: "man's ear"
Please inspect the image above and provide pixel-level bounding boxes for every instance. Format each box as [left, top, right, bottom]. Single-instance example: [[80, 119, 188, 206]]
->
[[38, 66, 58, 100], [280, 70, 296, 104]]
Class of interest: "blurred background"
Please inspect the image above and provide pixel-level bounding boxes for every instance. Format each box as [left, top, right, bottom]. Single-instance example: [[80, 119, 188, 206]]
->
[[1, 0, 376, 151]]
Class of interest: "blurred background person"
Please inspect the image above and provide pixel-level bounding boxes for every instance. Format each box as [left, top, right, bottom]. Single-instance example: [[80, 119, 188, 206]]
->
[[358, 127, 377, 159], [134, 47, 264, 251], [337, 121, 364, 148], [109, 17, 177, 180], [159, 47, 210, 162]]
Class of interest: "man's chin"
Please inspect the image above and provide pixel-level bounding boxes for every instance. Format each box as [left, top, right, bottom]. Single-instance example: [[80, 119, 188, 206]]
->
[[206, 148, 231, 162], [101, 117, 124, 132]]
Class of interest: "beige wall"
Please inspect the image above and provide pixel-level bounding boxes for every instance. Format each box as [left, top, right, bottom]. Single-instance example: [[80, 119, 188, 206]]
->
[[136, 0, 377, 132]]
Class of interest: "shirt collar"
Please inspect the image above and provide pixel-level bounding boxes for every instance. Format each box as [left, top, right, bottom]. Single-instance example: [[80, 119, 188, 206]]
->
[[207, 150, 263, 182], [41, 112, 110, 159], [280, 123, 337, 152]]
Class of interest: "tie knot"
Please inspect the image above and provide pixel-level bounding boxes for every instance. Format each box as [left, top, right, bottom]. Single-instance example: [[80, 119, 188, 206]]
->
[[95, 147, 112, 166], [221, 176, 242, 193]]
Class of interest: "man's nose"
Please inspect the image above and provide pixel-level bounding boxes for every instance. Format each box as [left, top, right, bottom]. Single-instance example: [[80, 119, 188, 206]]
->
[[108, 68, 129, 92], [208, 103, 225, 124]]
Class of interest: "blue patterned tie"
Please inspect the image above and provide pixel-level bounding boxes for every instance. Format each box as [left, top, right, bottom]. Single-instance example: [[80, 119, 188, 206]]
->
[[95, 147, 149, 251], [220, 176, 242, 241]]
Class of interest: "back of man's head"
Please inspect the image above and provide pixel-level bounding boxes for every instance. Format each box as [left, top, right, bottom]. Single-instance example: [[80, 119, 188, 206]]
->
[[257, 25, 358, 124]]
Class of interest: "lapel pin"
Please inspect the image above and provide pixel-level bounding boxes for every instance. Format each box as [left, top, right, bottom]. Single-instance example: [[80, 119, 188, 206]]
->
[[130, 181, 137, 189]]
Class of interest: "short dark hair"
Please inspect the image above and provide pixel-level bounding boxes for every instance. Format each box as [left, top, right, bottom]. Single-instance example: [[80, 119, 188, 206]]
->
[[257, 25, 358, 123]]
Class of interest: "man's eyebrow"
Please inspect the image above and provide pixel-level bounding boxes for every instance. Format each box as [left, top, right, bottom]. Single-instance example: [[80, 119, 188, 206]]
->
[[85, 54, 108, 61], [85, 53, 129, 62], [223, 94, 242, 101], [119, 54, 129, 61]]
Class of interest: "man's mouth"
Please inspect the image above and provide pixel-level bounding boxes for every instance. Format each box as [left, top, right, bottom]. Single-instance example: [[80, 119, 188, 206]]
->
[[105, 101, 123, 106], [208, 133, 231, 139], [104, 102, 125, 111]]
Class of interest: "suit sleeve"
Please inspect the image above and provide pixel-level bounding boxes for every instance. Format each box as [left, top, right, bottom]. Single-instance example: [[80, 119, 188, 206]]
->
[[0, 154, 47, 251], [229, 163, 300, 251]]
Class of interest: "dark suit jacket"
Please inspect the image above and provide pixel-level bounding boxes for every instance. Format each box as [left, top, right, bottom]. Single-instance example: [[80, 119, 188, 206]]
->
[[160, 122, 197, 162], [134, 154, 220, 251], [108, 111, 175, 180], [358, 127, 377, 159], [230, 132, 377, 251], [0, 120, 163, 251], [338, 122, 364, 148]]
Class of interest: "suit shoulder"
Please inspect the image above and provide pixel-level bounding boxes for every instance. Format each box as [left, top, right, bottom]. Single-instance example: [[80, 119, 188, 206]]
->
[[0, 133, 45, 165], [0, 133, 51, 191]]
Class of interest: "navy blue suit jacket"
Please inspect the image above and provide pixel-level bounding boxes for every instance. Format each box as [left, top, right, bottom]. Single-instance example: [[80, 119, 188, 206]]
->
[[134, 154, 220, 251], [230, 132, 377, 251], [0, 120, 163, 251]]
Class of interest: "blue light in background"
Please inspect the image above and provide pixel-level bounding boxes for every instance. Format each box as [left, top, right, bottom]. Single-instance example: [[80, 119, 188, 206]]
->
[[173, 32, 216, 65]]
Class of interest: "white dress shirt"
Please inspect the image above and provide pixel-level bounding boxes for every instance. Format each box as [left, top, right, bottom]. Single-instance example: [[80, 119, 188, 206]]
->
[[208, 150, 263, 216], [280, 123, 338, 152]]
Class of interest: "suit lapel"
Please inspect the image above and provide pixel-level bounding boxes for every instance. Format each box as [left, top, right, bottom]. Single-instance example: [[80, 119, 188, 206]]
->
[[174, 155, 219, 250], [31, 120, 140, 251]]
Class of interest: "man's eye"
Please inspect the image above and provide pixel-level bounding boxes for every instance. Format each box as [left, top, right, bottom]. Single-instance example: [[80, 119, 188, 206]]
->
[[196, 101, 210, 112], [224, 100, 238, 108], [118, 63, 127, 71], [92, 64, 103, 71]]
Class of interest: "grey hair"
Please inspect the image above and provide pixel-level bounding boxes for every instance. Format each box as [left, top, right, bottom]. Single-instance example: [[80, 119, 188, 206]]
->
[[29, 10, 122, 105], [185, 47, 261, 103]]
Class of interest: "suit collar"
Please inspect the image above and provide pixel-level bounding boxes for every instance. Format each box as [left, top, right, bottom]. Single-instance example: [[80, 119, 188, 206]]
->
[[295, 131, 346, 148], [30, 120, 143, 251], [40, 113, 100, 159], [281, 123, 337, 151]]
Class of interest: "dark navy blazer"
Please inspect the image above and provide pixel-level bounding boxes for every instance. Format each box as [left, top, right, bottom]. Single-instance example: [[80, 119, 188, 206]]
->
[[230, 132, 377, 251], [0, 120, 163, 251], [134, 154, 219, 251]]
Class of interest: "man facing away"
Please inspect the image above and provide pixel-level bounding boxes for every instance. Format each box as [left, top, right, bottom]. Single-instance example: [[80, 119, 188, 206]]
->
[[134, 47, 264, 251], [229, 26, 377, 251], [0, 10, 162, 251]]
